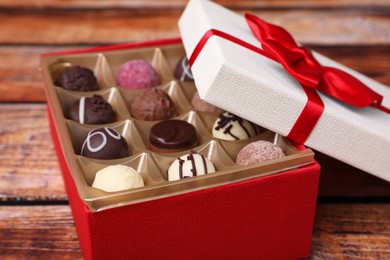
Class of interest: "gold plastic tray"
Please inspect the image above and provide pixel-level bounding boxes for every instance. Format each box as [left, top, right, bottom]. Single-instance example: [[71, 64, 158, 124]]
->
[[40, 43, 314, 212]]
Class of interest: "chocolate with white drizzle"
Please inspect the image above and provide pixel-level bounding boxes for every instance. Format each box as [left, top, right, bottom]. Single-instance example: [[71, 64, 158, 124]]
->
[[174, 56, 194, 82], [212, 112, 260, 141], [80, 127, 130, 159], [69, 94, 115, 124], [167, 151, 216, 181]]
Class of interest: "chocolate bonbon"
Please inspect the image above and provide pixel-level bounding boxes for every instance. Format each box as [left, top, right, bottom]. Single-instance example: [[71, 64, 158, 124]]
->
[[55, 65, 99, 91], [68, 94, 115, 124], [149, 120, 197, 153], [80, 127, 130, 159], [168, 151, 216, 181], [236, 140, 285, 166], [116, 59, 160, 90], [191, 91, 224, 115], [92, 165, 144, 192], [212, 112, 260, 141], [174, 56, 194, 82], [131, 88, 176, 121]]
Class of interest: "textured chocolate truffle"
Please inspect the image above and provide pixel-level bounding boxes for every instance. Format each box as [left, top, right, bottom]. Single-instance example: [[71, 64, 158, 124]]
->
[[168, 151, 216, 181], [54, 65, 99, 91], [116, 59, 160, 90], [80, 127, 130, 160], [174, 56, 194, 82], [212, 112, 260, 141], [191, 91, 224, 114], [68, 95, 115, 124], [131, 88, 176, 121], [236, 140, 285, 166], [92, 165, 144, 192], [149, 120, 197, 153]]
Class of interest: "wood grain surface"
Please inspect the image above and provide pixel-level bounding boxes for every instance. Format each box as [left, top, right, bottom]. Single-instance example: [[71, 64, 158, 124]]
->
[[0, 10, 389, 45], [1, 0, 390, 259]]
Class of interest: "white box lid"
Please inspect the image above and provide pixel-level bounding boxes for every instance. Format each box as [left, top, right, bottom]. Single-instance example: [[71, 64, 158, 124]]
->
[[178, 0, 390, 182]]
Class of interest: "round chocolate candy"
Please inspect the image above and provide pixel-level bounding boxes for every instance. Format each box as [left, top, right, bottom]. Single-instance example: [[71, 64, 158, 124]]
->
[[68, 94, 115, 124], [168, 151, 216, 181], [116, 59, 160, 90], [149, 120, 197, 153], [131, 88, 176, 121], [191, 91, 224, 115], [54, 65, 99, 91], [174, 56, 194, 82], [80, 127, 130, 160], [212, 112, 260, 141], [92, 165, 144, 192], [236, 140, 285, 166]]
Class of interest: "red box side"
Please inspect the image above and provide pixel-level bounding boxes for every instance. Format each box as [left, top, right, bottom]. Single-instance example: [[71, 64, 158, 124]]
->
[[91, 162, 320, 260], [48, 108, 94, 260]]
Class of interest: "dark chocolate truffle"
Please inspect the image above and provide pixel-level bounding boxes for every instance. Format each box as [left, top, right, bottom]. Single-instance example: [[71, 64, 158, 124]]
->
[[80, 127, 130, 160], [149, 120, 197, 153], [131, 88, 176, 121], [174, 56, 194, 82], [116, 59, 160, 90], [68, 95, 115, 124], [55, 65, 99, 91]]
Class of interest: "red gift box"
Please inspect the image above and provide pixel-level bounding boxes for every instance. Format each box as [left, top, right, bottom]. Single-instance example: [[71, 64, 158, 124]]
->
[[42, 38, 320, 259], [50, 108, 320, 260]]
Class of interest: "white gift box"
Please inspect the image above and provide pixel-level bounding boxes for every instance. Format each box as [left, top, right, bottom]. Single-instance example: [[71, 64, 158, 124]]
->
[[179, 0, 390, 181]]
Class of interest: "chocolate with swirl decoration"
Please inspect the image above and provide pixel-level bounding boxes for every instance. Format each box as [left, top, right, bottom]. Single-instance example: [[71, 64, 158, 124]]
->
[[167, 151, 216, 181], [212, 112, 260, 141], [174, 56, 194, 82], [80, 127, 130, 159]]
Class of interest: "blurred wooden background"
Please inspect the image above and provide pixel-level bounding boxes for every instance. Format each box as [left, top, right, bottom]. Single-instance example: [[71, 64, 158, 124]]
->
[[0, 0, 389, 259]]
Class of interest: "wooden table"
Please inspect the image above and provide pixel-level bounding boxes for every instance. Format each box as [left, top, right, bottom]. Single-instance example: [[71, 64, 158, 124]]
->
[[1, 1, 389, 259]]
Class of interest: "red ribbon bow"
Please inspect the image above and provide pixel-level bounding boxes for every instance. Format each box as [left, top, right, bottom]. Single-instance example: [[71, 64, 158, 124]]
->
[[245, 13, 384, 108], [188, 13, 388, 144]]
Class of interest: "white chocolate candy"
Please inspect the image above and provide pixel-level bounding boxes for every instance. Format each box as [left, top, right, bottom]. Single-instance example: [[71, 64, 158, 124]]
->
[[92, 165, 144, 192], [212, 112, 260, 141], [168, 152, 216, 181]]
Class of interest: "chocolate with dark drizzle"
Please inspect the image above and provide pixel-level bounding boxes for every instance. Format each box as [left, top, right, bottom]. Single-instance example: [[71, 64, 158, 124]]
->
[[214, 112, 259, 140], [178, 151, 209, 179]]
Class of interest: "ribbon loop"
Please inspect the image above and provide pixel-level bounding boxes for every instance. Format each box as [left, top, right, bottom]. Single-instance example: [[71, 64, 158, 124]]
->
[[261, 39, 323, 88]]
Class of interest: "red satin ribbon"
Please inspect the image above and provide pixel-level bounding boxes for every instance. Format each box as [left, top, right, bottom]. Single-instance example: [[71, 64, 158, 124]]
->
[[188, 13, 389, 144]]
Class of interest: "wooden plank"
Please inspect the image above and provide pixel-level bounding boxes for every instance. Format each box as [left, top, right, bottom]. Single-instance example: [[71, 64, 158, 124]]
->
[[0, 104, 66, 201], [0, 103, 389, 201], [312, 204, 390, 259], [0, 0, 389, 9], [0, 9, 389, 45], [0, 45, 389, 103], [0, 205, 82, 259], [0, 204, 389, 259], [0, 46, 79, 103]]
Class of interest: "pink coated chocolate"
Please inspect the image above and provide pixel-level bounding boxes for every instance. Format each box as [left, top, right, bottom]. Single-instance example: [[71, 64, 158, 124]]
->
[[116, 59, 160, 90]]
